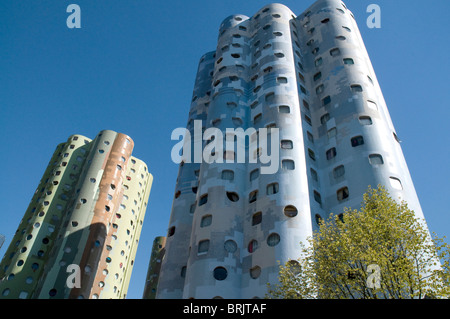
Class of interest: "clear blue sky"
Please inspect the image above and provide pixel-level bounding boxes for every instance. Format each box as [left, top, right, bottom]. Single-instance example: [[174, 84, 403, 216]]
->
[[0, 0, 449, 299]]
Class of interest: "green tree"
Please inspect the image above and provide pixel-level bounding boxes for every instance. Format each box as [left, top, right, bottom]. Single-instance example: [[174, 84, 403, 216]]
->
[[267, 186, 450, 299]]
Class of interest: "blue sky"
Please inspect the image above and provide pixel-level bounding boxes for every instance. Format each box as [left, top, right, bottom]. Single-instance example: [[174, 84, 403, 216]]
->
[[0, 0, 449, 299]]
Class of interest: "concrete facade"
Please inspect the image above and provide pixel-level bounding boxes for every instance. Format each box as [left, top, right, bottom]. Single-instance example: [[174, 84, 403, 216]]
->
[[142, 236, 166, 299], [0, 130, 152, 299], [156, 0, 430, 299]]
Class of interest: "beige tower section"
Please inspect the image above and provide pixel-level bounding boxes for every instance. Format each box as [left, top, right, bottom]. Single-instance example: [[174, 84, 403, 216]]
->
[[0, 130, 152, 299]]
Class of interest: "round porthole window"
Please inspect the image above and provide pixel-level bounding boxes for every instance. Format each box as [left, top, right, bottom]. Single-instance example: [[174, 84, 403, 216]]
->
[[213, 267, 228, 281], [224, 240, 237, 253], [267, 233, 280, 247]]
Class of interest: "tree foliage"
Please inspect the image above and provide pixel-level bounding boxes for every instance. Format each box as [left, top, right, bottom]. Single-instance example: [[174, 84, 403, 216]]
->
[[267, 186, 450, 299]]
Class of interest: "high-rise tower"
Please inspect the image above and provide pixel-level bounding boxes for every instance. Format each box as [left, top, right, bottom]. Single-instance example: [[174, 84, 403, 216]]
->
[[157, 0, 430, 299], [142, 236, 166, 299], [0, 130, 153, 299]]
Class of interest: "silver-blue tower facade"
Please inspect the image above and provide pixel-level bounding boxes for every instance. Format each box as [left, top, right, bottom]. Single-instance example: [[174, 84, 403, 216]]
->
[[157, 0, 429, 299]]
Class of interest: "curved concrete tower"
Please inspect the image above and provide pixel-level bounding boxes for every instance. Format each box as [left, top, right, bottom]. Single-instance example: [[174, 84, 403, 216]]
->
[[157, 0, 430, 299], [0, 130, 152, 299]]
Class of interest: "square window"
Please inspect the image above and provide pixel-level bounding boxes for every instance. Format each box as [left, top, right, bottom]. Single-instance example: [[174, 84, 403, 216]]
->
[[282, 159, 295, 170], [19, 291, 28, 299], [330, 48, 341, 56], [367, 100, 378, 110], [279, 105, 290, 113], [200, 215, 212, 228], [254, 113, 262, 124], [316, 84, 324, 95], [221, 170, 234, 181], [322, 96, 331, 106], [389, 177, 403, 190], [369, 154, 384, 165], [351, 135, 364, 147], [337, 187, 349, 201], [281, 140, 293, 149]]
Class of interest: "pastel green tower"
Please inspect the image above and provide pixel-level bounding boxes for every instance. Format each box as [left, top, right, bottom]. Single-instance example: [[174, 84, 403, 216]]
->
[[0, 130, 153, 299]]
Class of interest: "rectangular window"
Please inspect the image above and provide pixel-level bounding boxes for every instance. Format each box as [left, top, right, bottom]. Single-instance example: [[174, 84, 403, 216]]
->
[[322, 95, 331, 106], [351, 84, 363, 93], [277, 77, 288, 84], [252, 212, 262, 226], [330, 48, 341, 56], [315, 57, 323, 67], [300, 85, 307, 95], [337, 187, 349, 202], [282, 159, 295, 170], [310, 168, 318, 181], [343, 58, 354, 65], [199, 194, 208, 206], [279, 105, 290, 113], [267, 182, 279, 195], [351, 135, 364, 147], [327, 127, 337, 139], [333, 165, 345, 179], [304, 115, 312, 126], [308, 149, 316, 161], [250, 168, 260, 181], [314, 72, 322, 81], [389, 177, 403, 190], [316, 84, 324, 95], [369, 154, 384, 165], [320, 113, 330, 124], [359, 116, 372, 125], [367, 100, 378, 110], [314, 191, 322, 204], [253, 113, 262, 124], [198, 240, 210, 254], [200, 215, 212, 227], [249, 190, 258, 203], [326, 147, 337, 160], [221, 170, 234, 181], [265, 92, 275, 102], [281, 140, 293, 149]]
